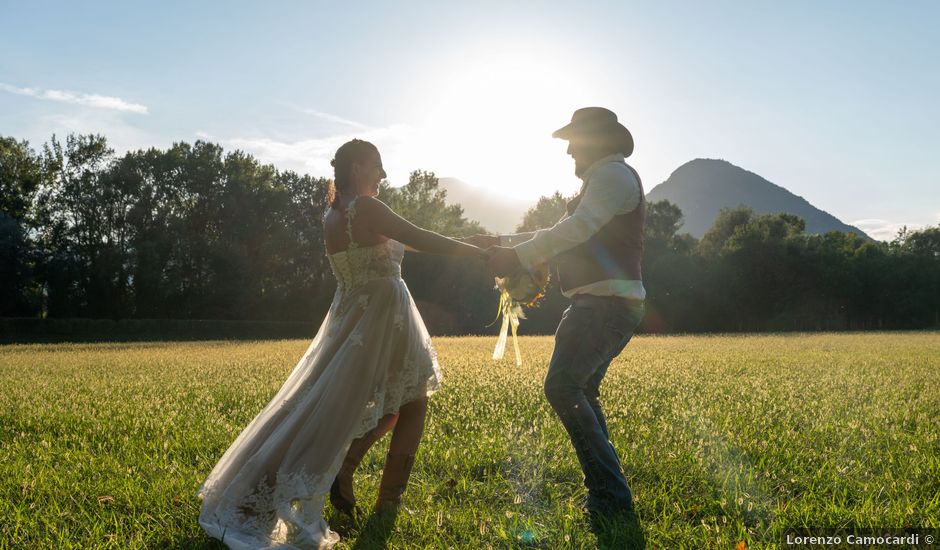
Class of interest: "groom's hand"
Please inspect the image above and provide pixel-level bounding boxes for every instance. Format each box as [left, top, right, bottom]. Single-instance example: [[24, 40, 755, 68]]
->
[[486, 246, 522, 277]]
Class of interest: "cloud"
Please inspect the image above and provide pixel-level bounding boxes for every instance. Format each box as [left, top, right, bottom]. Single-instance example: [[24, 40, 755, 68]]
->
[[302, 109, 368, 129], [850, 218, 934, 242], [200, 120, 419, 183], [17, 112, 166, 157], [0, 82, 148, 114]]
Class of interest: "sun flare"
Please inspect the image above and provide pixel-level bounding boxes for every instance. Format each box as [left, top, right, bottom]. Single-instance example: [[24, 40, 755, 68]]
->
[[408, 52, 597, 201]]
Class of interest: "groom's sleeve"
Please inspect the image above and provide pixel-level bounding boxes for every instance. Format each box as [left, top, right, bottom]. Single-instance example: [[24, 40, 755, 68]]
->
[[499, 232, 536, 246], [512, 164, 637, 270], [499, 210, 569, 246]]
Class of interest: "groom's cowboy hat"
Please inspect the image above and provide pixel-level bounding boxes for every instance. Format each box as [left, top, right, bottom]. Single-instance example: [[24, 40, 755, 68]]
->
[[552, 107, 634, 157]]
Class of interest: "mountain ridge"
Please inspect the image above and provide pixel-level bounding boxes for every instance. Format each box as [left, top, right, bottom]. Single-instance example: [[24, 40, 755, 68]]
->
[[439, 159, 871, 239], [646, 158, 871, 239], [438, 177, 534, 234]]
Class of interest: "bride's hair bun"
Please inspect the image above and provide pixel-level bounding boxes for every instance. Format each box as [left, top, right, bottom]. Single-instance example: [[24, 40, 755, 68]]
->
[[327, 138, 378, 209]]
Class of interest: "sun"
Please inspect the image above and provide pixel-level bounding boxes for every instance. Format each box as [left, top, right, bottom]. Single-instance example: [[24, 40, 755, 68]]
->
[[409, 51, 596, 201]]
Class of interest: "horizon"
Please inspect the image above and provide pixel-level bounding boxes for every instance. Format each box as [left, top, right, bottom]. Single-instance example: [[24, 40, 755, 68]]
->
[[2, 1, 938, 240]]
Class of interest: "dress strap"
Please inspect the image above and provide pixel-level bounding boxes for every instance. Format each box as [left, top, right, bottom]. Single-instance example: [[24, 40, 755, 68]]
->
[[345, 198, 359, 249]]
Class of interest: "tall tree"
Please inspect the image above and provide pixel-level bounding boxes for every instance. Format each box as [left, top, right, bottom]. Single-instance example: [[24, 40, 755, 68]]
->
[[33, 134, 128, 317], [697, 206, 754, 258], [516, 191, 569, 232], [0, 137, 44, 219], [264, 171, 333, 320], [0, 137, 45, 315], [642, 200, 700, 332], [378, 171, 485, 237]]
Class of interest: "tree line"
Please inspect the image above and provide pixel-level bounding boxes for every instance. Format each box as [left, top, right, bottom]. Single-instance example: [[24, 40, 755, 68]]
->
[[1, 133, 937, 334]]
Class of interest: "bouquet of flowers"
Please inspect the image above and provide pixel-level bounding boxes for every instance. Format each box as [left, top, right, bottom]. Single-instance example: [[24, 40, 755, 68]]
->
[[492, 264, 550, 366]]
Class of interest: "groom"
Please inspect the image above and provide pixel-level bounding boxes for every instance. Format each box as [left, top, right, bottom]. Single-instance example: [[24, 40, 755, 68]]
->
[[483, 107, 646, 516]]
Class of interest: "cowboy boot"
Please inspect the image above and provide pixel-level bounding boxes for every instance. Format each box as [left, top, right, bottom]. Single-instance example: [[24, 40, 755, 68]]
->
[[374, 452, 416, 513], [330, 428, 386, 517]]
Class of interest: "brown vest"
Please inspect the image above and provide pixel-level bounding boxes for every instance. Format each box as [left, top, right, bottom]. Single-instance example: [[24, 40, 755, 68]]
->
[[554, 162, 645, 293]]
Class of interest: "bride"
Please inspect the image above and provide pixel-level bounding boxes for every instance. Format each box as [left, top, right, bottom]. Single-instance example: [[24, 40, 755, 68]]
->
[[198, 138, 484, 549]]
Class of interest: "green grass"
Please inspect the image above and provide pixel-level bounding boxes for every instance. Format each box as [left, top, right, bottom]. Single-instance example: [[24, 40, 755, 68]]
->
[[1, 333, 938, 548]]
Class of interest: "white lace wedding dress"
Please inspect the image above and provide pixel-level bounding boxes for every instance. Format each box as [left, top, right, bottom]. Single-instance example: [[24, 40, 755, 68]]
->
[[198, 198, 441, 549]]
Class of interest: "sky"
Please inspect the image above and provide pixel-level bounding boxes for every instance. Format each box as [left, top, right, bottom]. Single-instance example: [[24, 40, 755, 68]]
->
[[1, 1, 938, 241]]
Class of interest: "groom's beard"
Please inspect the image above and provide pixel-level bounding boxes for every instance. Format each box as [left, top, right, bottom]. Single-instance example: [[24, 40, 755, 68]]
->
[[574, 160, 588, 178], [573, 154, 596, 178], [573, 149, 610, 178]]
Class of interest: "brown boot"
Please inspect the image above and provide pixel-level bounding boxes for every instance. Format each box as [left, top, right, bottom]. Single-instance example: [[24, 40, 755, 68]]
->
[[374, 452, 416, 513], [330, 429, 385, 517]]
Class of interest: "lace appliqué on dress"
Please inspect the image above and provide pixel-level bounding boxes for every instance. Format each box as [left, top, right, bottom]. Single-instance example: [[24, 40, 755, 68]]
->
[[201, 467, 337, 547]]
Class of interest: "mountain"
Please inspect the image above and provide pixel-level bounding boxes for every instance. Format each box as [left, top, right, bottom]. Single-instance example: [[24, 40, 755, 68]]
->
[[438, 177, 534, 234], [646, 159, 871, 239]]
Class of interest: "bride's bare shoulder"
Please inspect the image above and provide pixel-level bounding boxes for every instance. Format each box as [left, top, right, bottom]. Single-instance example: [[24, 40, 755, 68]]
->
[[353, 196, 390, 213], [352, 197, 399, 227]]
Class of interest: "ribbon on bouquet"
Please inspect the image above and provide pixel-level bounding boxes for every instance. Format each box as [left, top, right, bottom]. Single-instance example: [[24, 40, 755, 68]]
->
[[492, 287, 524, 366]]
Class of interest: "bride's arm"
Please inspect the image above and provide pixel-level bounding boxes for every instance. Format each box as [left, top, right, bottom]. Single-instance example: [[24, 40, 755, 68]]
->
[[355, 197, 483, 257]]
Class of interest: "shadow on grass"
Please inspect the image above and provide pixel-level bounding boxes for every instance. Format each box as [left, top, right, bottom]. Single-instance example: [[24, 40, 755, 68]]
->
[[175, 511, 401, 550], [349, 508, 400, 550], [167, 536, 226, 548], [588, 508, 646, 550]]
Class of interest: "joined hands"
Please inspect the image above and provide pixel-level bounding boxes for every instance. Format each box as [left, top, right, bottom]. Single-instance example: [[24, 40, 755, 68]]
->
[[458, 234, 523, 277], [485, 246, 523, 278]]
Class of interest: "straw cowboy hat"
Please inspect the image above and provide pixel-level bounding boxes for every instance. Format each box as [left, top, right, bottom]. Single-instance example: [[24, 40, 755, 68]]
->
[[552, 107, 634, 157]]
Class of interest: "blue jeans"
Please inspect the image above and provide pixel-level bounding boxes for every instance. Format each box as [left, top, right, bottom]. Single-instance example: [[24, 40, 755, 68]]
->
[[544, 294, 645, 512]]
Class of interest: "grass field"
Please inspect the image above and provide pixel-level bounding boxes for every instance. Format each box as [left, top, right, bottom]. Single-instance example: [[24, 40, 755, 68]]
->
[[1, 333, 938, 549]]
